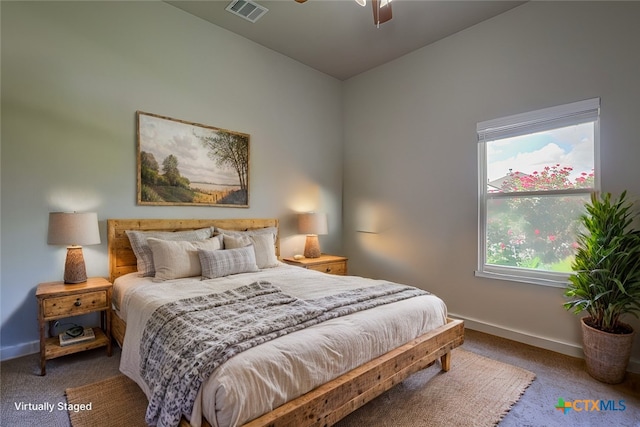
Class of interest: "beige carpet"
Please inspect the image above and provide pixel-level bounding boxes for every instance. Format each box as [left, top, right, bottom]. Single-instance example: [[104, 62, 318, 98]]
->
[[65, 348, 535, 427]]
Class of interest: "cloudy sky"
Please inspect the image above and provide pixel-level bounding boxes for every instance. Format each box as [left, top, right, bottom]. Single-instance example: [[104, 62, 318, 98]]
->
[[138, 114, 242, 185], [486, 122, 595, 184]]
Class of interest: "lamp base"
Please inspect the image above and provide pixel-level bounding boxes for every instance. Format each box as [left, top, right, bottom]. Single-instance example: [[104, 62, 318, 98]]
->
[[303, 235, 321, 258], [64, 246, 87, 284]]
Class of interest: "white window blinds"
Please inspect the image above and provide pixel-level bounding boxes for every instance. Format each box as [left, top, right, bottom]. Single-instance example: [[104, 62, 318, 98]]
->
[[477, 98, 600, 142]]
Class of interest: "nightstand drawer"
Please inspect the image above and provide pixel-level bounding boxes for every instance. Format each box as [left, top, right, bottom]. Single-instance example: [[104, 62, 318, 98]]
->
[[307, 261, 347, 275], [42, 290, 108, 318], [282, 254, 348, 276]]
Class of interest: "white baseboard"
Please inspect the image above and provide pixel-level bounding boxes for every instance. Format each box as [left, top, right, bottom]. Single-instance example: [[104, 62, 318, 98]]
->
[[450, 312, 640, 374], [0, 340, 40, 362]]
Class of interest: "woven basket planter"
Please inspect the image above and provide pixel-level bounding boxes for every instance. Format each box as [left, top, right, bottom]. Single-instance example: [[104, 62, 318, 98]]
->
[[581, 317, 635, 384]]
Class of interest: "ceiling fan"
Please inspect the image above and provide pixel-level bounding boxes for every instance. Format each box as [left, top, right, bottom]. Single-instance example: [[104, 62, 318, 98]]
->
[[294, 0, 392, 27]]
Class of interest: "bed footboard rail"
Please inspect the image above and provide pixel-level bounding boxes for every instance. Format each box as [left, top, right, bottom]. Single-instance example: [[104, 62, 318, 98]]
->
[[241, 318, 464, 427]]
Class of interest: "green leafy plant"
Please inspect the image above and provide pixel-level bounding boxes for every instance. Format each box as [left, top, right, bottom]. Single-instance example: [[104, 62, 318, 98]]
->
[[564, 191, 640, 333]]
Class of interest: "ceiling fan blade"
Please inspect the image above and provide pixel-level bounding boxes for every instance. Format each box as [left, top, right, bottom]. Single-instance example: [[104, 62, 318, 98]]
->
[[372, 0, 392, 26], [294, 0, 307, 3]]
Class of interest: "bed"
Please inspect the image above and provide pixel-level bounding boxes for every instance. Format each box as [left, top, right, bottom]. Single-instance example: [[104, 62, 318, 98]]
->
[[107, 218, 464, 427]]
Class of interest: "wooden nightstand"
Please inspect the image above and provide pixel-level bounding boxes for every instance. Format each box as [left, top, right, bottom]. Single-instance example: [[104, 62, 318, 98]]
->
[[282, 254, 348, 276], [36, 277, 112, 375]]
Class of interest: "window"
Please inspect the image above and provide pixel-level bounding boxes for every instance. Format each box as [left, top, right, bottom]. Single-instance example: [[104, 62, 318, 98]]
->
[[476, 98, 600, 287]]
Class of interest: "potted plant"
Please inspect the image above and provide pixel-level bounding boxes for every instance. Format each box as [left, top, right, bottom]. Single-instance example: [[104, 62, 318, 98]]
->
[[564, 191, 640, 384]]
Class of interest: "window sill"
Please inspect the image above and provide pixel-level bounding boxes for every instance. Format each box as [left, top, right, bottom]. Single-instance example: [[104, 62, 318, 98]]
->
[[474, 269, 569, 288]]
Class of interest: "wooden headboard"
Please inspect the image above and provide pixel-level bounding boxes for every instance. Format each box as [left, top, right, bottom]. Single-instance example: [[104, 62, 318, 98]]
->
[[107, 218, 279, 283]]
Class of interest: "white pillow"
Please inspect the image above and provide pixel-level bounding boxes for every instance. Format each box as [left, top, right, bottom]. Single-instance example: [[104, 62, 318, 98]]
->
[[147, 235, 223, 281], [126, 227, 214, 276], [198, 246, 259, 279]]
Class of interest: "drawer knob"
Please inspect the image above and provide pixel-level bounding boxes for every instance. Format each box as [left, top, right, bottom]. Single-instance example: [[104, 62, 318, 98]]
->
[[74, 299, 82, 307], [326, 268, 332, 272]]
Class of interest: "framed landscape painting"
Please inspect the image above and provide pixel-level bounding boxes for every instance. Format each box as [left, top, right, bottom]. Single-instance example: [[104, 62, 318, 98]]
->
[[136, 111, 249, 207]]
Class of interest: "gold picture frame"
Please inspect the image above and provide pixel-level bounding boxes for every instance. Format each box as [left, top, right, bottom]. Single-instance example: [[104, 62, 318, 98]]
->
[[136, 111, 249, 207]]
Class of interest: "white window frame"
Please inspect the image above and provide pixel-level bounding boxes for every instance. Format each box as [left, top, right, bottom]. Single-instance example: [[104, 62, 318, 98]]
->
[[476, 98, 600, 287]]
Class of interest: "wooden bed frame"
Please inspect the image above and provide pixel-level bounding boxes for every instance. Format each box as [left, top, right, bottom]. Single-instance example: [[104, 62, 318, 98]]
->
[[107, 218, 464, 427]]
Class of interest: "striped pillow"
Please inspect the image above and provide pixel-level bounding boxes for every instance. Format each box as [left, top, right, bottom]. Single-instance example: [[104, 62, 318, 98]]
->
[[198, 246, 259, 279]]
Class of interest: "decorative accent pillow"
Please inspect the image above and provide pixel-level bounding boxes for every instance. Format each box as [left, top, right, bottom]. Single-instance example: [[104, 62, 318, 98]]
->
[[125, 227, 214, 277], [198, 246, 259, 279], [147, 235, 224, 281], [216, 227, 278, 269]]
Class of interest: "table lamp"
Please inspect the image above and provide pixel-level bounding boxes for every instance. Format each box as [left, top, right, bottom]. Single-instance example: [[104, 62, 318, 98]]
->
[[298, 212, 328, 258], [47, 212, 101, 284]]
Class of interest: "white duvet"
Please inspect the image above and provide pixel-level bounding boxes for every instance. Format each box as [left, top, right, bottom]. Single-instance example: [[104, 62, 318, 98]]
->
[[116, 263, 447, 427]]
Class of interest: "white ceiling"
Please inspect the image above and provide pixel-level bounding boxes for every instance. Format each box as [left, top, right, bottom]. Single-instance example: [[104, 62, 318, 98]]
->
[[167, 0, 525, 80]]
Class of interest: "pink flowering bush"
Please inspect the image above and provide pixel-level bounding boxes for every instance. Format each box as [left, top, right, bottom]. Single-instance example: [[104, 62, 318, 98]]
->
[[500, 164, 593, 192], [487, 165, 595, 271]]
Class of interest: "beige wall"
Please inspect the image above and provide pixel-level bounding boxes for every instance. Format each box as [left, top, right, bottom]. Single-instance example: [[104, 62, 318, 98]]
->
[[343, 1, 640, 371], [0, 1, 343, 357]]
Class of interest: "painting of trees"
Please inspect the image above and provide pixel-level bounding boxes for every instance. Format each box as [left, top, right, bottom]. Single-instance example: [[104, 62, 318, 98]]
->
[[137, 111, 250, 207], [197, 131, 249, 205]]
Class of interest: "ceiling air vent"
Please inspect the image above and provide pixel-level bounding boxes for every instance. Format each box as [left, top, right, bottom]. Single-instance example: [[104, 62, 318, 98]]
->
[[225, 0, 268, 23]]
